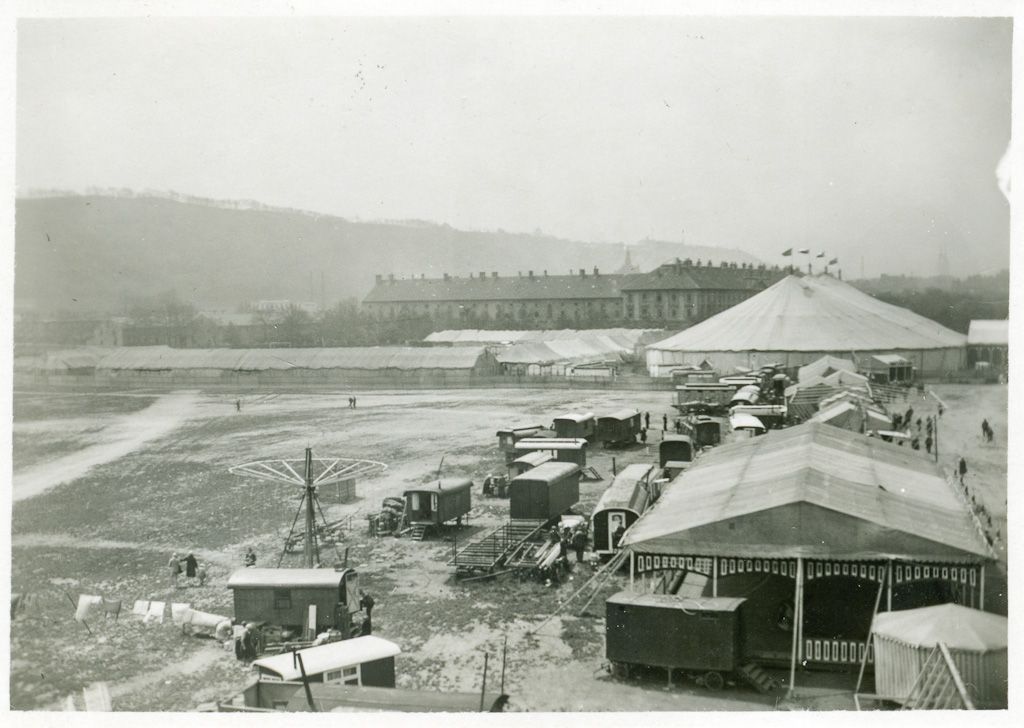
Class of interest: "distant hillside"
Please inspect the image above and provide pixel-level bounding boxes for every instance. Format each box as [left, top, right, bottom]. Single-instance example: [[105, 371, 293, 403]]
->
[[14, 193, 763, 313]]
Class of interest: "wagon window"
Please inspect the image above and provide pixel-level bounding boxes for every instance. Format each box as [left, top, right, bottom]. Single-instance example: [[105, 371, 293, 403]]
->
[[342, 666, 360, 685], [273, 589, 292, 609]]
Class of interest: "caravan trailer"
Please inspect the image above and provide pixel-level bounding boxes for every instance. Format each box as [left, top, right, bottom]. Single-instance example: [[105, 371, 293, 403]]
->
[[591, 464, 656, 557]]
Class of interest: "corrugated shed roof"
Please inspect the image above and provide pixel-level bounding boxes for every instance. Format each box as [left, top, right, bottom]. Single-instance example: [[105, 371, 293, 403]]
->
[[424, 328, 662, 344], [593, 464, 654, 515], [364, 274, 625, 303], [647, 275, 967, 353], [93, 346, 490, 371], [872, 604, 1007, 651], [621, 422, 992, 561], [967, 320, 1008, 346]]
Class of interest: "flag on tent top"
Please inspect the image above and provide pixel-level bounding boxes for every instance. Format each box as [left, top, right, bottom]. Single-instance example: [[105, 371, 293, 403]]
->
[[816, 251, 825, 258], [829, 257, 839, 265], [798, 248, 810, 254], [781, 248, 793, 256]]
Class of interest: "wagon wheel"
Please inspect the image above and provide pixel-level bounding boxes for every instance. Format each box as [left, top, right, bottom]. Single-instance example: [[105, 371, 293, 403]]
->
[[703, 670, 724, 691]]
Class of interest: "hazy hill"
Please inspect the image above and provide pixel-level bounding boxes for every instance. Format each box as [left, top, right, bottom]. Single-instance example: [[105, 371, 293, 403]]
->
[[14, 193, 763, 313]]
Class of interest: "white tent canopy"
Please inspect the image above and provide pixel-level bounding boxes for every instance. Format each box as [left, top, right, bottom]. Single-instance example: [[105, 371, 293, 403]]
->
[[646, 275, 966, 377]]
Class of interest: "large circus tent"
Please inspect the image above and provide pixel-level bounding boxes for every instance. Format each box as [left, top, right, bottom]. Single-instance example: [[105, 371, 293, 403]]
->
[[645, 274, 966, 377]]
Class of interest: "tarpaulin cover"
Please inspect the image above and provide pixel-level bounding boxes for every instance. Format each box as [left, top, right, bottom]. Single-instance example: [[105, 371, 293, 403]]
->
[[593, 464, 655, 515], [872, 604, 1007, 651], [648, 275, 967, 353], [496, 336, 633, 365], [798, 355, 858, 382], [621, 422, 992, 561]]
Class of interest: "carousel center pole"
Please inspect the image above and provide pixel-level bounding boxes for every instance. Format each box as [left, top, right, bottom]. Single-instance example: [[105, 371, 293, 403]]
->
[[304, 447, 316, 568]]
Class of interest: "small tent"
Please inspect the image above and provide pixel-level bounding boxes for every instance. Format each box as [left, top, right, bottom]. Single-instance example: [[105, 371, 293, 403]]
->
[[872, 604, 1007, 708]]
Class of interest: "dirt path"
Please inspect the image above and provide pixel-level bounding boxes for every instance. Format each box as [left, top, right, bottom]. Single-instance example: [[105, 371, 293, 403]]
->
[[12, 533, 239, 569], [13, 392, 202, 502]]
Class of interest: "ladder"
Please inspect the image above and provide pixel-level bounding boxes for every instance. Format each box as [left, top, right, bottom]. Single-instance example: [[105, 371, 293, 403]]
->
[[408, 524, 428, 541], [901, 642, 974, 710], [529, 549, 628, 635], [581, 466, 603, 481]]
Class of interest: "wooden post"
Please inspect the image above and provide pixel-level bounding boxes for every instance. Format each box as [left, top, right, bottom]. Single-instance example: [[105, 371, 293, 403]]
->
[[712, 556, 718, 597], [796, 560, 805, 666], [479, 652, 489, 712], [887, 559, 893, 611], [787, 557, 802, 698], [500, 635, 508, 695], [630, 551, 635, 590], [856, 562, 889, 695], [980, 565, 986, 611], [304, 447, 316, 569]]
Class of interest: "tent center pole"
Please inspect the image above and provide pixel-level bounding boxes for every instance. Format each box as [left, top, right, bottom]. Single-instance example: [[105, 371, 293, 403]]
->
[[787, 556, 802, 699], [629, 551, 635, 591], [712, 556, 718, 597], [980, 565, 985, 611]]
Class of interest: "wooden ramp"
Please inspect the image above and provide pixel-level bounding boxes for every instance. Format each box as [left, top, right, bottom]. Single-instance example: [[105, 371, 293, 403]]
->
[[901, 643, 974, 710]]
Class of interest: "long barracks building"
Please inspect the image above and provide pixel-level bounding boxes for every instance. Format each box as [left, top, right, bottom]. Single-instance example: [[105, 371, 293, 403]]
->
[[362, 258, 788, 327]]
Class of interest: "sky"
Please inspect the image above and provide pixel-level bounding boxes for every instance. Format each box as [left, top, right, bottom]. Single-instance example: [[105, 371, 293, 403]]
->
[[15, 13, 1013, 278]]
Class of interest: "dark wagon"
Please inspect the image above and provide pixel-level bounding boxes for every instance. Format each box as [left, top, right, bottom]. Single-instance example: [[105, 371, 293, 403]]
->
[[606, 591, 747, 689], [659, 434, 694, 467], [509, 461, 581, 521], [596, 409, 642, 446], [552, 412, 597, 440], [228, 568, 362, 638], [497, 424, 546, 463], [403, 478, 472, 530], [591, 464, 655, 557]]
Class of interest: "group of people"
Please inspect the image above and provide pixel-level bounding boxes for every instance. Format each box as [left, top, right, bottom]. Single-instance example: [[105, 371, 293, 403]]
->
[[347, 396, 359, 408], [541, 521, 589, 586], [168, 551, 208, 588]]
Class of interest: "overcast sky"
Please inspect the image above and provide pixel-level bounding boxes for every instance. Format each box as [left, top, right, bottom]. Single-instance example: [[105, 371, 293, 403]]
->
[[16, 15, 1012, 278]]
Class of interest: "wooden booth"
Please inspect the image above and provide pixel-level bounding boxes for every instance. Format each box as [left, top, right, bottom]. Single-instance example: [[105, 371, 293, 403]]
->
[[620, 423, 995, 689], [509, 461, 581, 521]]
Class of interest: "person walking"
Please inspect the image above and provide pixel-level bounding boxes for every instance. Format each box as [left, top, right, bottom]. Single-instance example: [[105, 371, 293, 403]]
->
[[981, 419, 989, 439], [168, 552, 182, 589], [925, 435, 933, 454], [197, 561, 208, 587], [184, 552, 198, 586], [958, 456, 968, 483], [644, 411, 650, 429], [352, 396, 357, 408], [640, 427, 647, 444], [571, 527, 586, 563], [662, 413, 668, 431], [235, 399, 241, 413]]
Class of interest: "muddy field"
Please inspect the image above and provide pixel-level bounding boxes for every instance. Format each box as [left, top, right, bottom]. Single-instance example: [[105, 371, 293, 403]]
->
[[9, 384, 1008, 711]]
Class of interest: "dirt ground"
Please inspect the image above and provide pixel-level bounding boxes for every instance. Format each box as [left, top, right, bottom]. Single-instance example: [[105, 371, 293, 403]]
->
[[9, 384, 1007, 711]]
